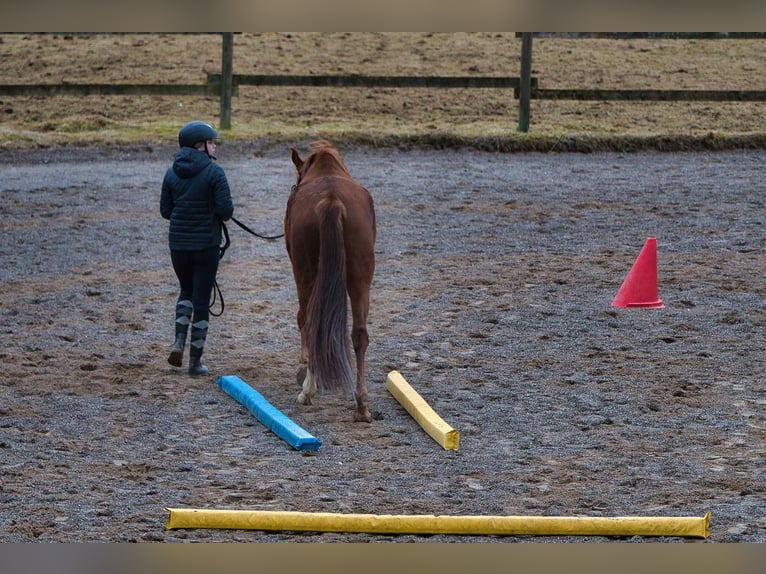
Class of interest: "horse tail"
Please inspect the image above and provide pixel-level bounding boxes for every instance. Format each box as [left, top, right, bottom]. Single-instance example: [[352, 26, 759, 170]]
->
[[305, 196, 355, 395]]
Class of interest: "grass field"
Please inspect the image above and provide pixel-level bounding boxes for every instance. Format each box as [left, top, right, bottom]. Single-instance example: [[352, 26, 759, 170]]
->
[[1, 32, 765, 150]]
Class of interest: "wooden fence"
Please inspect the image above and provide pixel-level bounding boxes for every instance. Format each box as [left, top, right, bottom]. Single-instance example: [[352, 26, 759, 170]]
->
[[1, 32, 764, 133]]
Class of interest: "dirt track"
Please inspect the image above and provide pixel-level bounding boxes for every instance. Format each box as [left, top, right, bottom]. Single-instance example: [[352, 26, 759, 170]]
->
[[1, 144, 764, 542]]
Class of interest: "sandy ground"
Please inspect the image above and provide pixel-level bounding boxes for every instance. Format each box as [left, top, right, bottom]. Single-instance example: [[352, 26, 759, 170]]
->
[[0, 143, 764, 542]]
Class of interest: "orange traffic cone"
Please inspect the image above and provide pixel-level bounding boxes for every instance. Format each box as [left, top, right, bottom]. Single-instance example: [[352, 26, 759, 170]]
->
[[611, 237, 664, 309]]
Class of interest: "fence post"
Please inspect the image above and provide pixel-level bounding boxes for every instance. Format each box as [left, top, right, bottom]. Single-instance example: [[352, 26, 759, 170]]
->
[[220, 32, 234, 130], [518, 32, 533, 133]]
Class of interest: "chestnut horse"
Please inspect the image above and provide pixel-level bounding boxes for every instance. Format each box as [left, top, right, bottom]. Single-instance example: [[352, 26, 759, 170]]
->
[[285, 140, 376, 422]]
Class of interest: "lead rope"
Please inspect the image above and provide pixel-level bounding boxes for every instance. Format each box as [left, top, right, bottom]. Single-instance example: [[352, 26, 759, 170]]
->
[[208, 221, 230, 317], [230, 216, 284, 241], [209, 217, 284, 317]]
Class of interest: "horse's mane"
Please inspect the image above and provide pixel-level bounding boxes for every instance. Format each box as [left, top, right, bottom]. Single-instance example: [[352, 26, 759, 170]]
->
[[303, 139, 350, 176]]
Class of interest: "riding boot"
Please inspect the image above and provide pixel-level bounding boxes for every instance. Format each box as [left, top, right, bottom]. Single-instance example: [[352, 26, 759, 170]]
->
[[188, 354, 209, 376], [188, 318, 210, 376], [168, 299, 192, 367], [167, 333, 186, 367]]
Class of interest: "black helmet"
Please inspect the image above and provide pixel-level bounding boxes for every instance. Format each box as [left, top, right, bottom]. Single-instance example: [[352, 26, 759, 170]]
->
[[178, 121, 218, 148]]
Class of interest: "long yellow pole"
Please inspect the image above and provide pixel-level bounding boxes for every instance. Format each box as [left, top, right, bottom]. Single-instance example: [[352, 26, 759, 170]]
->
[[165, 508, 710, 538]]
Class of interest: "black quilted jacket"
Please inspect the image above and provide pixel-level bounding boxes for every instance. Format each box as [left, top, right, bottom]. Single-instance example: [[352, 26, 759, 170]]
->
[[160, 148, 234, 251]]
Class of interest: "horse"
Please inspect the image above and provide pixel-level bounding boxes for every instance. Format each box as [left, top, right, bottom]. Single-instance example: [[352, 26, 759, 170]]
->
[[284, 140, 377, 422]]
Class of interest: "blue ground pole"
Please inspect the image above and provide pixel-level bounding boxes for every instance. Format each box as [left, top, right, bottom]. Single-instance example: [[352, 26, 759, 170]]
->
[[216, 375, 321, 451]]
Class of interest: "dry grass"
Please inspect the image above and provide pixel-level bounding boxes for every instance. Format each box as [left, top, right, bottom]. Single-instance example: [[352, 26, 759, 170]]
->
[[1, 32, 765, 150]]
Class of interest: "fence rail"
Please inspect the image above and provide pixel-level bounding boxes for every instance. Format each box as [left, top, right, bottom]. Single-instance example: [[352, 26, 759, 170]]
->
[[0, 84, 214, 96], [3, 79, 762, 102], [206, 73, 532, 89], [533, 89, 766, 102]]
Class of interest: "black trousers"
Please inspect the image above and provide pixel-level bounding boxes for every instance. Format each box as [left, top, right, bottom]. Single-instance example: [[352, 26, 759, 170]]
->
[[170, 246, 220, 329]]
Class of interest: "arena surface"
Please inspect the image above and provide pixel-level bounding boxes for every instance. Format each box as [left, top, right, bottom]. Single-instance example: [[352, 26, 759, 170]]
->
[[1, 145, 763, 542]]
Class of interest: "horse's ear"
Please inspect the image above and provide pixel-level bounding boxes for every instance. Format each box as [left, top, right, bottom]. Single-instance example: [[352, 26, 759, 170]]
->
[[291, 148, 304, 171]]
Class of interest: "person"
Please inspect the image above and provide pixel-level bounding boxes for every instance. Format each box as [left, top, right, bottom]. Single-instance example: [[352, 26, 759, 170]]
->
[[160, 121, 234, 376]]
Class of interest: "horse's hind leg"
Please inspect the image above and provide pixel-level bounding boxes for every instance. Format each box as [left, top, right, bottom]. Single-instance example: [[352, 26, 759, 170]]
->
[[350, 286, 372, 423], [352, 342, 371, 422], [295, 308, 317, 405], [297, 366, 316, 405], [293, 294, 316, 405]]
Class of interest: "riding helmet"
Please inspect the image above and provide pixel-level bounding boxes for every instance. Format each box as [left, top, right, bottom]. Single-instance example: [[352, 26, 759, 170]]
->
[[178, 121, 218, 148]]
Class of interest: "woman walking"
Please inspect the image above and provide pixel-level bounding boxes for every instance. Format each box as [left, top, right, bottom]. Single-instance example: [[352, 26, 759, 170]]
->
[[160, 121, 234, 376]]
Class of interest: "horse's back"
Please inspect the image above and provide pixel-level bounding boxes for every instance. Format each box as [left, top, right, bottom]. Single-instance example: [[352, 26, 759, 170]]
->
[[288, 175, 375, 241]]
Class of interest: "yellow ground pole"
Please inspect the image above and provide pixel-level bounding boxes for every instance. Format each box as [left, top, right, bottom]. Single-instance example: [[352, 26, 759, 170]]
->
[[165, 508, 710, 538], [386, 370, 459, 450]]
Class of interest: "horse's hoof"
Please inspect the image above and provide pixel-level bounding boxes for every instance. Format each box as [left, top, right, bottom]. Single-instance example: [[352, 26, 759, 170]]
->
[[298, 392, 312, 405], [354, 410, 373, 423]]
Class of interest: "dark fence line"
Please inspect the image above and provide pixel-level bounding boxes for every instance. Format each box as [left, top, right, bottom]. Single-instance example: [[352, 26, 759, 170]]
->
[[0, 84, 215, 96], [4, 79, 762, 102], [533, 89, 766, 102], [518, 32, 766, 39], [207, 73, 766, 101], [0, 76, 532, 98], [207, 73, 532, 89]]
